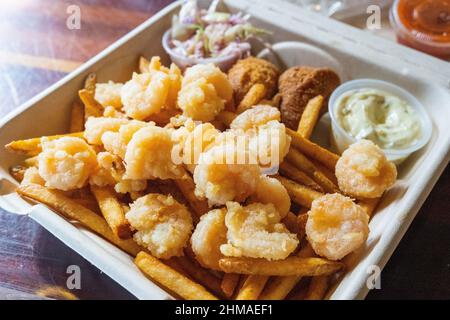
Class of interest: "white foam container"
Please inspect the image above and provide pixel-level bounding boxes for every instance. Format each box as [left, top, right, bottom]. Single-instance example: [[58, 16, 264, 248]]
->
[[0, 0, 449, 300]]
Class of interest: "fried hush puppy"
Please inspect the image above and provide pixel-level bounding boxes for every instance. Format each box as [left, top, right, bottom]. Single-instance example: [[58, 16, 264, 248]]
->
[[278, 66, 341, 130], [228, 57, 280, 104]]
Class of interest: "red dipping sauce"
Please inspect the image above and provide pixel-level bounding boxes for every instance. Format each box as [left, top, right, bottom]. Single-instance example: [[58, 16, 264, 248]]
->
[[390, 0, 450, 58]]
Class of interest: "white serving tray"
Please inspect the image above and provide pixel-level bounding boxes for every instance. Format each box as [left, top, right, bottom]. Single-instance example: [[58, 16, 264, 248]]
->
[[0, 0, 449, 300]]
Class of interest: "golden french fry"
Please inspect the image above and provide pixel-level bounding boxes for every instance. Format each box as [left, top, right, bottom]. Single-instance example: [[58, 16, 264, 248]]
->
[[236, 84, 267, 114], [305, 275, 329, 300], [282, 212, 300, 234], [236, 275, 269, 300], [287, 128, 339, 171], [259, 244, 315, 300], [219, 256, 343, 276], [79, 89, 103, 120], [84, 73, 97, 95], [174, 177, 209, 219], [139, 56, 150, 73], [9, 165, 26, 182], [286, 148, 339, 193], [221, 273, 240, 298], [5, 132, 84, 156], [279, 162, 323, 192], [310, 159, 339, 186], [175, 255, 223, 298], [297, 95, 324, 139], [358, 197, 381, 219], [17, 184, 142, 256], [90, 185, 132, 239], [70, 101, 85, 133], [216, 111, 237, 128], [275, 176, 323, 208], [135, 251, 218, 300], [297, 212, 308, 243]]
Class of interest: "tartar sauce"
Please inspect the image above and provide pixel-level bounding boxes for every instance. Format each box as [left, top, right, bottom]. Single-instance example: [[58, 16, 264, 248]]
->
[[336, 89, 422, 150]]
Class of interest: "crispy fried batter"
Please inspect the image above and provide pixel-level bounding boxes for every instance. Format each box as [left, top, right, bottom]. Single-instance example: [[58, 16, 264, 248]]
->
[[279, 67, 340, 130], [228, 57, 280, 104]]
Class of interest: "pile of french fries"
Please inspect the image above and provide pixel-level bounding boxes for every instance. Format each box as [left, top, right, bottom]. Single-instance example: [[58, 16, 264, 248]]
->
[[5, 56, 381, 301]]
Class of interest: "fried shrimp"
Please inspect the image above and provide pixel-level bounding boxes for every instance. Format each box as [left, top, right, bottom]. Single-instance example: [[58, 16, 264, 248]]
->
[[191, 208, 227, 270], [182, 63, 233, 102], [124, 125, 185, 180], [306, 193, 369, 261], [126, 193, 193, 259], [84, 117, 129, 145], [193, 143, 260, 206], [230, 105, 281, 132], [249, 175, 291, 218], [94, 81, 123, 109], [38, 137, 97, 191], [102, 120, 150, 159], [220, 202, 298, 260], [335, 140, 397, 199], [178, 64, 232, 122]]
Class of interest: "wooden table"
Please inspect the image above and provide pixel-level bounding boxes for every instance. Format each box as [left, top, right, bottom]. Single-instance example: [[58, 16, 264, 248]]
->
[[0, 0, 448, 300]]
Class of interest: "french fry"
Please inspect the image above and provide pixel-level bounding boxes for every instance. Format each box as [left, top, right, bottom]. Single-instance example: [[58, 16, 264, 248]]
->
[[90, 185, 132, 239], [70, 101, 85, 132], [219, 256, 343, 276], [9, 165, 26, 182], [135, 251, 218, 300], [276, 176, 323, 208], [176, 255, 223, 298], [216, 111, 237, 128], [279, 162, 323, 192], [139, 56, 150, 73], [310, 159, 339, 186], [259, 244, 315, 300], [17, 184, 142, 256], [79, 89, 103, 120], [358, 197, 381, 219], [297, 212, 308, 243], [236, 84, 267, 114], [221, 273, 240, 298], [287, 128, 339, 171], [84, 73, 97, 95], [297, 95, 323, 139], [236, 275, 269, 300], [5, 132, 84, 156], [282, 212, 300, 234], [305, 275, 329, 300], [24, 156, 38, 167], [286, 148, 339, 193], [175, 177, 209, 219]]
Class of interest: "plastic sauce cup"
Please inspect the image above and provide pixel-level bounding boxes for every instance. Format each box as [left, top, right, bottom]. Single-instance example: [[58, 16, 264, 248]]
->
[[328, 79, 433, 164]]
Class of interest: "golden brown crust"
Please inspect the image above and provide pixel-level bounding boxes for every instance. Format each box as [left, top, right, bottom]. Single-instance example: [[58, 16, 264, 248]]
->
[[228, 57, 280, 104], [279, 67, 341, 130]]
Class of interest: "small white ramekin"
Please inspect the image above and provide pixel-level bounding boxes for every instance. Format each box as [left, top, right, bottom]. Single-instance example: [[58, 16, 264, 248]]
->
[[328, 79, 432, 164], [162, 30, 244, 72]]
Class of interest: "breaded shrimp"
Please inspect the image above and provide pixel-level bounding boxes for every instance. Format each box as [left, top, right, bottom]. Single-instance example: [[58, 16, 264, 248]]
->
[[94, 81, 123, 109], [126, 193, 193, 259], [230, 105, 281, 132], [335, 140, 397, 199], [102, 120, 150, 159], [121, 71, 170, 120], [306, 193, 369, 261], [177, 78, 225, 122], [249, 175, 291, 218], [220, 202, 298, 260], [191, 208, 227, 270], [183, 63, 233, 102], [248, 120, 291, 173], [38, 137, 97, 191], [193, 143, 260, 206], [124, 125, 186, 180], [84, 117, 129, 145]]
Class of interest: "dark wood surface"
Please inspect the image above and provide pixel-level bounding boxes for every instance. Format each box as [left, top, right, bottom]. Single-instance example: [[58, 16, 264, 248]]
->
[[0, 0, 448, 300]]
